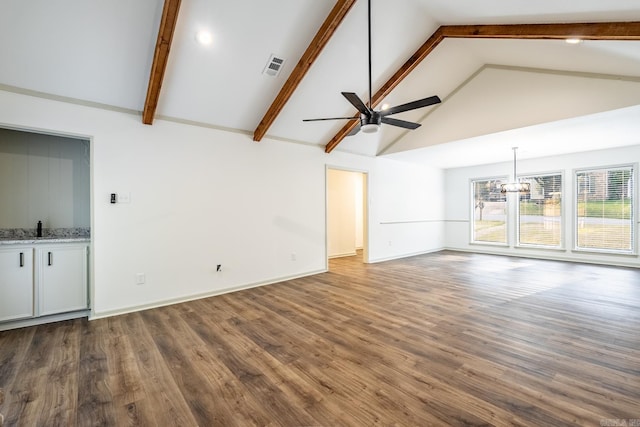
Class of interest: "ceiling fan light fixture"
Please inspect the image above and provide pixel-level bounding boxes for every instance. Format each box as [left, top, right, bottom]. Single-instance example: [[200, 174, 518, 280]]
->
[[361, 123, 380, 134]]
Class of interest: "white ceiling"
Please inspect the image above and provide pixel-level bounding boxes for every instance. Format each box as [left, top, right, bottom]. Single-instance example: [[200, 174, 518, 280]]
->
[[1, 0, 639, 168]]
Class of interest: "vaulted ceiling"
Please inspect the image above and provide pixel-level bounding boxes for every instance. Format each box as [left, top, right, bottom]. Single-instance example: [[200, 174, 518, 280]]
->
[[1, 0, 639, 167]]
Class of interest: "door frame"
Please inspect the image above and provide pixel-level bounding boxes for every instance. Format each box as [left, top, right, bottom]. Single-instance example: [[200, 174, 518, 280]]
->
[[325, 165, 370, 269]]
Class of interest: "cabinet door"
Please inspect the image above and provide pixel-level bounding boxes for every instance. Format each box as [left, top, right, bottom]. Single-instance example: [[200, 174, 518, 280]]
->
[[39, 245, 88, 316], [0, 248, 34, 322]]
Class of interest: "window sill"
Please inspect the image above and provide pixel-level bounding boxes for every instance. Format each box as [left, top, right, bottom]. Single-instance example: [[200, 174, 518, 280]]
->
[[515, 245, 566, 252], [469, 242, 509, 248], [571, 249, 638, 258]]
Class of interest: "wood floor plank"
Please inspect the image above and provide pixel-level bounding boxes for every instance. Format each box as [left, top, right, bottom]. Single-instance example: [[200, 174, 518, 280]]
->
[[103, 315, 157, 426], [182, 309, 321, 426], [142, 305, 274, 426], [76, 318, 117, 427], [3, 321, 76, 426], [0, 323, 35, 392], [37, 319, 81, 426], [118, 312, 199, 427], [1, 250, 639, 425]]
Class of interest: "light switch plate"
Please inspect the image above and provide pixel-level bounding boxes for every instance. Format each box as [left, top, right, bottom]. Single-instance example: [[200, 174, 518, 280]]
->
[[117, 192, 131, 203], [135, 273, 145, 285]]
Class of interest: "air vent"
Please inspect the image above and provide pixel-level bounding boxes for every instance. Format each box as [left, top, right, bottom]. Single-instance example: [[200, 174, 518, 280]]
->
[[263, 54, 285, 77]]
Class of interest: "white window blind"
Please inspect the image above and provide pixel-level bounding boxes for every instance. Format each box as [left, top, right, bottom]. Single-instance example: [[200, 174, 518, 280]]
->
[[518, 174, 562, 247], [575, 166, 634, 253], [472, 178, 507, 244]]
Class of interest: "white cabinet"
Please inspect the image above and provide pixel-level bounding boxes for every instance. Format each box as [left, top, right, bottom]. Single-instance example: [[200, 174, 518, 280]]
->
[[0, 242, 88, 327], [0, 247, 34, 322], [38, 244, 88, 316]]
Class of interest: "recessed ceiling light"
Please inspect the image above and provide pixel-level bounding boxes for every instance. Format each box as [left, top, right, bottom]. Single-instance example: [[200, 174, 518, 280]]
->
[[195, 30, 213, 46], [565, 38, 583, 45]]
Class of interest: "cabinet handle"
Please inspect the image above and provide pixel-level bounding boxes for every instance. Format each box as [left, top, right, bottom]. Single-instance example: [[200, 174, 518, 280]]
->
[[48, 251, 53, 266], [20, 252, 24, 267]]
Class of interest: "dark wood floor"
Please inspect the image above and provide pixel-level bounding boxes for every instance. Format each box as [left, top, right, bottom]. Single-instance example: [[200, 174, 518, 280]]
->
[[1, 251, 639, 426]]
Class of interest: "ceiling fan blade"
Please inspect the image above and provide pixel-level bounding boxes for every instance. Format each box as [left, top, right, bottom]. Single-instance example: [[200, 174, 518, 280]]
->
[[303, 116, 359, 122], [347, 123, 361, 136], [342, 92, 371, 115], [381, 95, 441, 116], [381, 117, 421, 130]]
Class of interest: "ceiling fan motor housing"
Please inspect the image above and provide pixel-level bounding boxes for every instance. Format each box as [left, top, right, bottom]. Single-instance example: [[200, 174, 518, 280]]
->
[[360, 112, 381, 133], [361, 111, 382, 126]]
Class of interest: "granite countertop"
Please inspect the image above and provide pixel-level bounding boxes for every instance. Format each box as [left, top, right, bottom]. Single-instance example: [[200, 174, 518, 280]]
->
[[0, 228, 91, 245], [0, 237, 91, 245]]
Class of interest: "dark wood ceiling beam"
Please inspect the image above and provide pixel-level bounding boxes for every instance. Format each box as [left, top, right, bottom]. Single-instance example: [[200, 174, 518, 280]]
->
[[441, 22, 640, 40], [253, 0, 358, 142], [325, 21, 640, 153], [142, 0, 182, 125]]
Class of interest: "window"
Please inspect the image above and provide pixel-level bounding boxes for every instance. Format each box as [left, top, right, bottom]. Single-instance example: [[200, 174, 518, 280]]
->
[[575, 166, 634, 253], [518, 174, 562, 248], [472, 178, 507, 244]]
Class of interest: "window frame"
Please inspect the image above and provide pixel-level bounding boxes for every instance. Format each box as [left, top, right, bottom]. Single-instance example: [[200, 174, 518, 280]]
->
[[469, 176, 509, 246], [516, 171, 565, 250], [573, 163, 636, 255]]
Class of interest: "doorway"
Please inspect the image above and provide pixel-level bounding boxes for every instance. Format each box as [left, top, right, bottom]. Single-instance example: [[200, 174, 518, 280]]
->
[[326, 167, 368, 267]]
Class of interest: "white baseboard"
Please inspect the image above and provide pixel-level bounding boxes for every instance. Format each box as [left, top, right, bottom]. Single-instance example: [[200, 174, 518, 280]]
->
[[0, 309, 89, 331], [368, 247, 444, 264], [328, 251, 357, 259], [443, 246, 640, 269], [90, 268, 327, 321]]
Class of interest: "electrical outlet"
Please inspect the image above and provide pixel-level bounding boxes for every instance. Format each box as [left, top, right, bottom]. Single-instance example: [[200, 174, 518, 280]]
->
[[135, 273, 145, 285], [291, 253, 296, 261]]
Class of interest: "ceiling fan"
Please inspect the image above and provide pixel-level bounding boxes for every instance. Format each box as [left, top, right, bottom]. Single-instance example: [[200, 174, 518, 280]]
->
[[303, 0, 441, 135]]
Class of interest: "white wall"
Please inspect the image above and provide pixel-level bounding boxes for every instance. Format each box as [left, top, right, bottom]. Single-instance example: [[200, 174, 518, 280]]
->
[[371, 158, 446, 262], [327, 169, 359, 258], [0, 89, 446, 318], [445, 145, 640, 268]]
